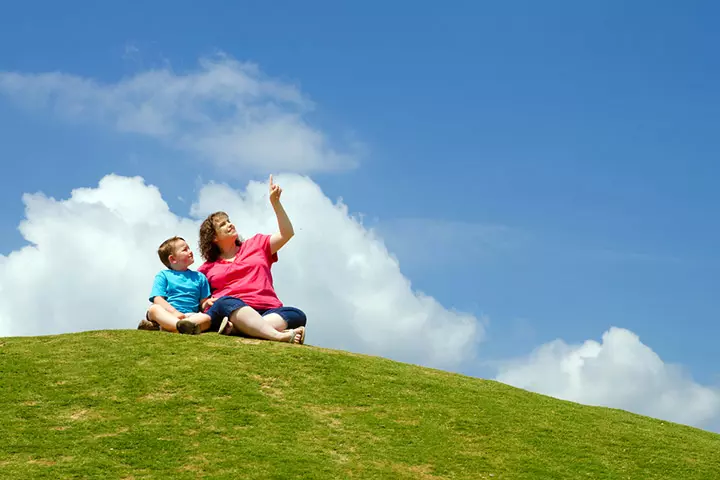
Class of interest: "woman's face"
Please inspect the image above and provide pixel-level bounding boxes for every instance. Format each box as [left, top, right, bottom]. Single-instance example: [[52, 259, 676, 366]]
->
[[213, 215, 238, 244]]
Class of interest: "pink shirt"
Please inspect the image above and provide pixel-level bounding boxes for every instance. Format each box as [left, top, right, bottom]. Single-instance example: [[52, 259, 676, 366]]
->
[[197, 234, 282, 310]]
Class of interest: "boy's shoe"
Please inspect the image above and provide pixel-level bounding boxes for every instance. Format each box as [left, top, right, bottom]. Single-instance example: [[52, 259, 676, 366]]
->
[[177, 319, 201, 335], [137, 319, 160, 331]]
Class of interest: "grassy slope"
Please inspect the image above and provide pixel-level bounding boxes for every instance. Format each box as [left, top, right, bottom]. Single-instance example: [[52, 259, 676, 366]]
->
[[0, 331, 718, 479]]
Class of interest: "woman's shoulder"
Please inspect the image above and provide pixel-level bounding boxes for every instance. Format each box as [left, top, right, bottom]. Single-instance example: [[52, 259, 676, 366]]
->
[[246, 233, 269, 242], [196, 260, 214, 274], [241, 233, 270, 249]]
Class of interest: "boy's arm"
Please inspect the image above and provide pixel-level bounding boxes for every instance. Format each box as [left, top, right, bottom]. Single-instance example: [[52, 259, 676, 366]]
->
[[198, 273, 215, 312], [152, 296, 185, 319], [149, 272, 183, 318]]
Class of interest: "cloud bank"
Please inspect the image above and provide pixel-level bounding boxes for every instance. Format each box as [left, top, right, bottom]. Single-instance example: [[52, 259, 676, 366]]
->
[[3, 174, 715, 429], [0, 174, 481, 369], [496, 327, 720, 430], [0, 56, 358, 173]]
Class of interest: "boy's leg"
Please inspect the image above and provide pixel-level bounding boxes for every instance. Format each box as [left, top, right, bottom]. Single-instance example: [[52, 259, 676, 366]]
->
[[146, 305, 181, 333], [186, 313, 212, 332]]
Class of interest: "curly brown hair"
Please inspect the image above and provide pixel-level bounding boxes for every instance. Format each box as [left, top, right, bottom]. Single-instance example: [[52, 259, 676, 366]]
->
[[198, 211, 241, 262]]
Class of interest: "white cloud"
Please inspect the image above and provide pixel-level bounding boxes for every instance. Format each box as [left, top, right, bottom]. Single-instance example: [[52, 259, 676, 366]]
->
[[0, 56, 358, 173], [496, 327, 720, 430], [0, 174, 482, 369], [2, 174, 718, 431]]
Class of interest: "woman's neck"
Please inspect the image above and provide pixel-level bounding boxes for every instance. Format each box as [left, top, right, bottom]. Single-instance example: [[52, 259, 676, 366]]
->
[[218, 241, 240, 261]]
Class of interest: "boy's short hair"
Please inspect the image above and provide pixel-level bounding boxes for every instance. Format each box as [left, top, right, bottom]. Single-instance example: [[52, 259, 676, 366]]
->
[[158, 236, 185, 268]]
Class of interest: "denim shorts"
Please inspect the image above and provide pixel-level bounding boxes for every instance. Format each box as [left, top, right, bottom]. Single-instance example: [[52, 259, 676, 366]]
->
[[206, 296, 307, 330]]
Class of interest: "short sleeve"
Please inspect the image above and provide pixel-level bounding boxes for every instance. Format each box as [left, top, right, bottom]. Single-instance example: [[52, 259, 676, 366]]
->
[[256, 234, 278, 264], [198, 272, 211, 299], [149, 271, 169, 302]]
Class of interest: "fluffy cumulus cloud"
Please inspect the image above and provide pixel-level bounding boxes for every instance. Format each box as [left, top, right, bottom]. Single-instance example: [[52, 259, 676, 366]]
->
[[0, 56, 357, 173], [0, 174, 481, 369], [1, 179, 718, 432], [496, 327, 720, 430]]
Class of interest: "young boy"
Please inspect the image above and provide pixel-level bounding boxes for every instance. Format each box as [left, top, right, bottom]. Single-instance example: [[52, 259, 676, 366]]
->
[[139, 236, 213, 335]]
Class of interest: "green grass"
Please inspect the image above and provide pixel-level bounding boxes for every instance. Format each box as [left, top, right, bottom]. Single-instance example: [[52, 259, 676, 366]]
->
[[0, 331, 718, 479]]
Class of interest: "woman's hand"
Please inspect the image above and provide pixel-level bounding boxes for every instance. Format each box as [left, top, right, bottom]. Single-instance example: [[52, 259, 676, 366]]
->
[[268, 174, 294, 254], [201, 297, 216, 311], [269, 174, 282, 205]]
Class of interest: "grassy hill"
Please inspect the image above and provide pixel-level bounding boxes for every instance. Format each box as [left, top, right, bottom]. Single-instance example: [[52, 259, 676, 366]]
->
[[1, 331, 718, 479]]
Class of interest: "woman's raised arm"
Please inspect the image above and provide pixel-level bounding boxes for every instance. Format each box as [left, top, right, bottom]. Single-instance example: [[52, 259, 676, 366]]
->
[[268, 174, 294, 254]]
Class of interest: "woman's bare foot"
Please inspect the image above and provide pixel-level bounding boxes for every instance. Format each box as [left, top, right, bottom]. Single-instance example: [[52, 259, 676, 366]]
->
[[218, 317, 237, 336], [283, 326, 305, 344]]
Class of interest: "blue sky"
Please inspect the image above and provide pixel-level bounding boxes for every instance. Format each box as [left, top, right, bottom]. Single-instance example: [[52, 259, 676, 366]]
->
[[1, 1, 719, 414]]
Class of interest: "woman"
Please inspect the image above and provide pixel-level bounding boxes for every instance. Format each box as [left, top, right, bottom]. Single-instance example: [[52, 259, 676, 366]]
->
[[197, 175, 307, 344]]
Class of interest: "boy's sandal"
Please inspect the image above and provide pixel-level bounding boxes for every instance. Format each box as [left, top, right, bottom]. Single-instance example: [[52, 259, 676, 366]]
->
[[137, 319, 160, 331], [177, 319, 201, 335]]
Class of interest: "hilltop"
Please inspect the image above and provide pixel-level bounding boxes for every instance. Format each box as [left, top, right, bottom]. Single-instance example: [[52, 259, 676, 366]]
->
[[1, 330, 718, 479]]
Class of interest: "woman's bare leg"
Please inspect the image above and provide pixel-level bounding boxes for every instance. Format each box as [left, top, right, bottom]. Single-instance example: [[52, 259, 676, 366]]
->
[[261, 313, 288, 331], [228, 307, 301, 342]]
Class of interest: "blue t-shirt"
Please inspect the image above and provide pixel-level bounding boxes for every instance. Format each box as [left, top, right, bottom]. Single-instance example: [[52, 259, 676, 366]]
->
[[149, 269, 211, 314]]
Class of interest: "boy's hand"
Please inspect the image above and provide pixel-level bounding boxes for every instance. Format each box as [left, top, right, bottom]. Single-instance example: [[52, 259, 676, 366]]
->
[[269, 174, 282, 205], [174, 311, 186, 320]]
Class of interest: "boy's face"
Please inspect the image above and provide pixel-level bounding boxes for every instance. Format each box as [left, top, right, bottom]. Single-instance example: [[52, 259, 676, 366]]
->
[[212, 215, 237, 244], [169, 240, 194, 270]]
